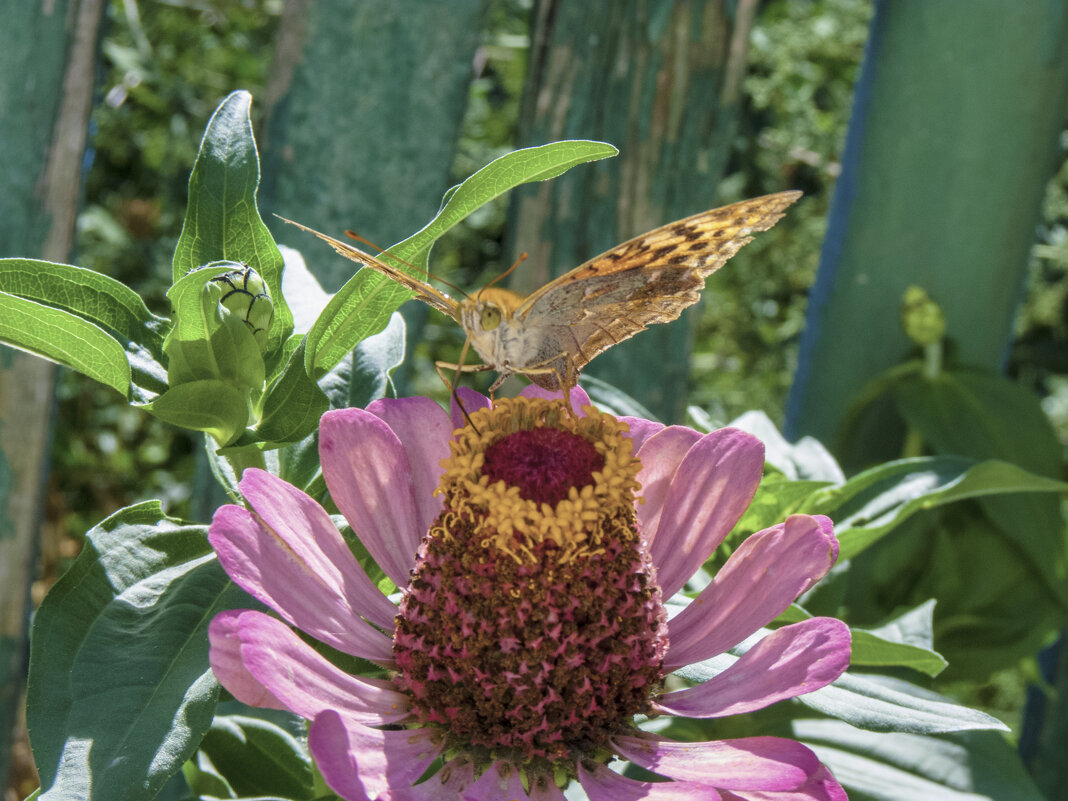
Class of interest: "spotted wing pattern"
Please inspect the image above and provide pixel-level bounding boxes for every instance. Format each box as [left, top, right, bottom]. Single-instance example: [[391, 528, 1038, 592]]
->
[[515, 191, 802, 373]]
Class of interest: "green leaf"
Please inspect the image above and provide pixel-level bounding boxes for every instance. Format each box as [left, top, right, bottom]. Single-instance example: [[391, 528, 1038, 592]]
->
[[850, 634, 946, 680], [304, 140, 618, 377], [166, 263, 245, 342], [797, 723, 1043, 801], [777, 602, 947, 678], [0, 258, 167, 350], [0, 290, 132, 397], [279, 244, 332, 335], [893, 369, 1061, 476], [673, 623, 988, 733], [893, 368, 1068, 609], [0, 258, 169, 400], [802, 456, 1068, 561], [27, 501, 250, 801], [173, 91, 293, 362], [249, 340, 329, 445], [799, 673, 1007, 734], [143, 380, 250, 446], [196, 713, 314, 799], [728, 409, 846, 482], [343, 309, 405, 410], [735, 477, 831, 539]]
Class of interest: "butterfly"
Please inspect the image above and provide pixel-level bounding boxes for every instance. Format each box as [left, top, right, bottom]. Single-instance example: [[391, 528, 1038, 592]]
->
[[280, 190, 801, 393]]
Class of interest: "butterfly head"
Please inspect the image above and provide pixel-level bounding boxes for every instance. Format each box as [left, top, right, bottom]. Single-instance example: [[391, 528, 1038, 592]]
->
[[459, 287, 523, 334]]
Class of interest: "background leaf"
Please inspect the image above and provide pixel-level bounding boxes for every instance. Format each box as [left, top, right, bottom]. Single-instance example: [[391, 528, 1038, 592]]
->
[[799, 674, 1007, 735], [27, 502, 249, 801], [801, 456, 1068, 561], [192, 710, 314, 800], [798, 722, 1044, 801]]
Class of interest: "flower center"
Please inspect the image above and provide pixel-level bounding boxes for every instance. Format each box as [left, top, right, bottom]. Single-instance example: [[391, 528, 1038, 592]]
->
[[392, 397, 668, 778], [482, 427, 603, 506]]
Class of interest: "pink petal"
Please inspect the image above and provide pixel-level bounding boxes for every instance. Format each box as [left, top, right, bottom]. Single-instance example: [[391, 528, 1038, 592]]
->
[[210, 609, 410, 725], [208, 611, 285, 709], [611, 735, 819, 792], [649, 428, 765, 597], [450, 387, 491, 430], [209, 503, 394, 664], [528, 773, 568, 801], [238, 468, 398, 629], [720, 763, 847, 801], [320, 408, 430, 588], [366, 397, 453, 535], [633, 426, 703, 541], [308, 710, 441, 801], [665, 515, 838, 669], [654, 618, 851, 718], [619, 415, 667, 454], [520, 384, 592, 411], [461, 762, 531, 801], [579, 761, 721, 800], [381, 759, 477, 800]]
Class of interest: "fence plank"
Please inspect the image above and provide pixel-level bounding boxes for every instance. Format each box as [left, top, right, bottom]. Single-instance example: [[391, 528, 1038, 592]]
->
[[785, 0, 1068, 455], [509, 0, 760, 421], [0, 0, 104, 793]]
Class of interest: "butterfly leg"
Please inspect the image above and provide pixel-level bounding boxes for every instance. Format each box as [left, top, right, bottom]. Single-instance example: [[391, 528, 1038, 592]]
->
[[515, 353, 579, 416], [435, 337, 497, 430]]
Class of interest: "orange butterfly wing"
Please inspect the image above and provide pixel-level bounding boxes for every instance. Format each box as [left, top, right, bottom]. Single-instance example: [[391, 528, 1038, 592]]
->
[[514, 191, 802, 374]]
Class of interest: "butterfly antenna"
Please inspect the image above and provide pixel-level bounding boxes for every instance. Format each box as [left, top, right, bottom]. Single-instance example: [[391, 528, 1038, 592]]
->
[[344, 230, 471, 300], [477, 252, 528, 296]]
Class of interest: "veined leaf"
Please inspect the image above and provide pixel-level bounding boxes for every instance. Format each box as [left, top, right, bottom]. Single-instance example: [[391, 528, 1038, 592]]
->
[[797, 722, 1042, 801], [0, 290, 131, 397], [800, 456, 1068, 561], [143, 380, 250, 446], [192, 711, 313, 800], [173, 90, 293, 362], [0, 258, 167, 354], [27, 502, 250, 801]]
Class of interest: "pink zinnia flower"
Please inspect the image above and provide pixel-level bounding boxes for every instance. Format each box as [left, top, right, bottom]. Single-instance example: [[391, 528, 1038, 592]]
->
[[208, 386, 850, 800]]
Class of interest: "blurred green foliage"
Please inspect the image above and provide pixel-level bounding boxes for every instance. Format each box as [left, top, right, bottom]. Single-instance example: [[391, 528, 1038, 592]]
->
[[690, 0, 873, 423], [1012, 143, 1068, 451]]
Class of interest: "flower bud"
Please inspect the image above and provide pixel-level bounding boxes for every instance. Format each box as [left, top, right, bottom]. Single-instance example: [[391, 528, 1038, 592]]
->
[[901, 285, 946, 346], [210, 264, 273, 346]]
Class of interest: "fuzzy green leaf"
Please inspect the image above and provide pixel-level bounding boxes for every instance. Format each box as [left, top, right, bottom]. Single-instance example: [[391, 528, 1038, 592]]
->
[[27, 502, 249, 801], [797, 723, 1041, 801]]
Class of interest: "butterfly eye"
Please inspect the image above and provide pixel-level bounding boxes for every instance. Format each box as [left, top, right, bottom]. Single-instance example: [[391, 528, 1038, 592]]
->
[[480, 304, 502, 331]]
